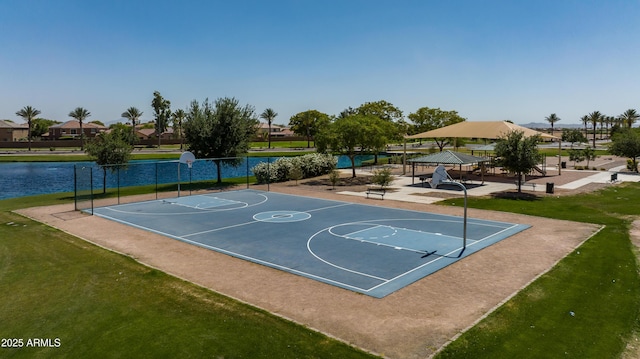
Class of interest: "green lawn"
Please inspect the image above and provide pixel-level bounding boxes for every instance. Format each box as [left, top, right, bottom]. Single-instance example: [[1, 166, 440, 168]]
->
[[435, 183, 640, 358], [0, 195, 378, 358], [0, 150, 312, 162], [1, 182, 639, 358]]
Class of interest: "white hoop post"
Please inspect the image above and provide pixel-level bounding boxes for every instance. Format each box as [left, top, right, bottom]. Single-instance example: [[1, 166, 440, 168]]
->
[[178, 152, 196, 197]]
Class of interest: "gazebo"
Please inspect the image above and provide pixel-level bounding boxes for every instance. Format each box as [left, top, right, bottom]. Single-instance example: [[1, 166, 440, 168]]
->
[[404, 121, 561, 174], [407, 150, 489, 185]]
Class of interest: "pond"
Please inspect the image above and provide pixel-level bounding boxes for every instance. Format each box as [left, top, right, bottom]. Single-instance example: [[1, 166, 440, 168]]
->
[[0, 155, 384, 200]]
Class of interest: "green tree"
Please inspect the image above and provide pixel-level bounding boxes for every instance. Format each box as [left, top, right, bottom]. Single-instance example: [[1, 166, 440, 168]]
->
[[183, 97, 259, 183], [568, 148, 586, 167], [408, 107, 466, 149], [260, 108, 278, 149], [84, 126, 133, 193], [316, 114, 390, 178], [151, 91, 172, 147], [618, 109, 639, 129], [172, 109, 186, 149], [357, 100, 405, 140], [357, 100, 403, 122], [544, 113, 560, 136], [288, 110, 330, 148], [31, 118, 59, 138], [494, 130, 543, 193], [15, 105, 41, 151], [561, 128, 587, 148], [609, 128, 640, 172], [583, 146, 598, 168], [121, 106, 143, 144], [68, 107, 91, 150]]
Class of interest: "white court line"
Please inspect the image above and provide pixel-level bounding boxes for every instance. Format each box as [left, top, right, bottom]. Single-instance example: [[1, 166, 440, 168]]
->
[[95, 191, 527, 295], [182, 220, 259, 237], [100, 193, 268, 216], [305, 202, 353, 212], [92, 211, 381, 292]]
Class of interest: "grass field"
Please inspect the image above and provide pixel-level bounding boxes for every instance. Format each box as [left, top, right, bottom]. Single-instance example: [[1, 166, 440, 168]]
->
[[0, 151, 312, 163], [0, 194, 379, 358], [435, 183, 640, 358], [1, 182, 639, 357]]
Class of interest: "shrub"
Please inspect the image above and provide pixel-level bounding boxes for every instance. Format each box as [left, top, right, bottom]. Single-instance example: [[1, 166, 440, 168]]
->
[[288, 166, 303, 184], [371, 167, 395, 188], [252, 153, 337, 184], [328, 170, 340, 190]]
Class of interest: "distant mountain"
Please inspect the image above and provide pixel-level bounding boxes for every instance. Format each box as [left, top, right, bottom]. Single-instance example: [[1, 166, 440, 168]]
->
[[520, 122, 583, 129]]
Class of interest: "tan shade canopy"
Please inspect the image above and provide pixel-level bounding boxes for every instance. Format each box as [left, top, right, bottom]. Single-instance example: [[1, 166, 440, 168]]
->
[[406, 121, 558, 140]]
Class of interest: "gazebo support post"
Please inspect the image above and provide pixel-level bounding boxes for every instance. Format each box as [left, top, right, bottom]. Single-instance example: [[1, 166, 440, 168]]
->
[[558, 140, 562, 175], [403, 138, 407, 175]]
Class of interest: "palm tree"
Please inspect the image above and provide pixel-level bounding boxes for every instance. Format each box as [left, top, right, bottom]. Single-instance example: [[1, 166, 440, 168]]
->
[[580, 115, 589, 141], [587, 111, 603, 148], [68, 107, 91, 150], [121, 106, 143, 143], [618, 109, 639, 129], [598, 114, 606, 139], [172, 109, 186, 150], [260, 108, 278, 149], [605, 116, 614, 139], [545, 113, 560, 136], [15, 106, 41, 151]]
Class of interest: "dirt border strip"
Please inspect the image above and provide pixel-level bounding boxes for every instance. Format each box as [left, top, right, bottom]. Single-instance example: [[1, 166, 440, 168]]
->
[[17, 188, 599, 359]]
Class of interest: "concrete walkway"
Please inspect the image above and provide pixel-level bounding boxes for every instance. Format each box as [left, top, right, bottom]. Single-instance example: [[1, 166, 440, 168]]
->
[[338, 164, 640, 204], [558, 165, 640, 189]]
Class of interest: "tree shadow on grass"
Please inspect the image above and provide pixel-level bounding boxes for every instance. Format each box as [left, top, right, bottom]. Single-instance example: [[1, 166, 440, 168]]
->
[[491, 191, 542, 201]]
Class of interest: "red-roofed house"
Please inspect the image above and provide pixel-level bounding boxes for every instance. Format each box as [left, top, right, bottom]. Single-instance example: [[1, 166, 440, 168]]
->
[[48, 120, 107, 140], [257, 122, 294, 138]]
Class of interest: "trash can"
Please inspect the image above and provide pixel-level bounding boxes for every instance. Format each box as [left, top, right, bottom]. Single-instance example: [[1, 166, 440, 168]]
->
[[561, 162, 567, 169], [546, 182, 554, 194], [611, 172, 618, 182]]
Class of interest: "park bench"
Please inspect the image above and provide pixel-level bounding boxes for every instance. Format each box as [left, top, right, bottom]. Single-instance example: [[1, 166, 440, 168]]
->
[[366, 186, 386, 199], [515, 181, 537, 191]]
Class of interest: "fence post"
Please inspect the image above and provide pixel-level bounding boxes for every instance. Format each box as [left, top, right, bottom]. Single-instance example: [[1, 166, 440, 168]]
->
[[90, 167, 94, 215], [73, 165, 78, 211], [155, 162, 158, 200]]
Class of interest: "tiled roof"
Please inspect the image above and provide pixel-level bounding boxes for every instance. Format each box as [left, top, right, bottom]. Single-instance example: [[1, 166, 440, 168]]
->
[[50, 120, 107, 129], [0, 120, 28, 128]]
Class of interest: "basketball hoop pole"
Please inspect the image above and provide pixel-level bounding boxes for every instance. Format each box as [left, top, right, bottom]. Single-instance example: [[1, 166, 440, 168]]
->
[[178, 151, 196, 198], [431, 165, 467, 256], [447, 181, 468, 257], [177, 161, 181, 197]]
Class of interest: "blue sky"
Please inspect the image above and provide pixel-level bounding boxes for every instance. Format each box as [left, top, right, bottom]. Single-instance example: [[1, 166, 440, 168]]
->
[[1, 0, 639, 126]]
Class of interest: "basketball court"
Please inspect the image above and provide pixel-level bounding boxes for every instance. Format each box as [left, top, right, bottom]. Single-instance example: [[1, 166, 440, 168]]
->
[[90, 189, 529, 298]]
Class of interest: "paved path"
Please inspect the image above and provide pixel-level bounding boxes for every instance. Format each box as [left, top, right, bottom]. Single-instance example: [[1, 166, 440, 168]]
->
[[338, 163, 640, 204]]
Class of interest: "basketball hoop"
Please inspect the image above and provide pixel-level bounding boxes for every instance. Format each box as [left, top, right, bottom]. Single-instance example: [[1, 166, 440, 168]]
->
[[178, 151, 196, 197], [179, 151, 196, 165]]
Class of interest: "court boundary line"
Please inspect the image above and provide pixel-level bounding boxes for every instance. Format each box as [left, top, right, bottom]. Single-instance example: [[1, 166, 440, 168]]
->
[[91, 189, 529, 297]]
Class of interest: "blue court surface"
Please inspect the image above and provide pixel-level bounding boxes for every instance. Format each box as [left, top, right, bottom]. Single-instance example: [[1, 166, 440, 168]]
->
[[91, 190, 529, 298]]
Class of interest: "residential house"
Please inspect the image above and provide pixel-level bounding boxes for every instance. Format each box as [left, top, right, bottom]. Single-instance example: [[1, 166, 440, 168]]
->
[[0, 120, 29, 141], [48, 120, 107, 140], [135, 127, 174, 140], [257, 122, 295, 138]]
